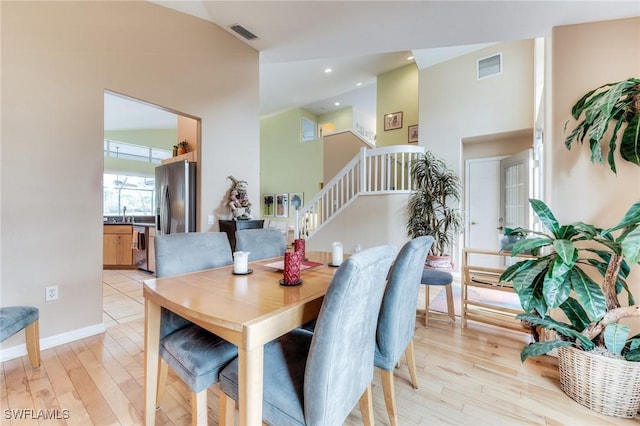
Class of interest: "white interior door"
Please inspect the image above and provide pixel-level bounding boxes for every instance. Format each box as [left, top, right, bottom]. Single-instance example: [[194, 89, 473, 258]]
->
[[465, 157, 503, 267]]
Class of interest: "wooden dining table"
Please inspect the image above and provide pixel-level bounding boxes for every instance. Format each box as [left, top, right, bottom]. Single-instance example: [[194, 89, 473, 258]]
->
[[142, 251, 339, 426]]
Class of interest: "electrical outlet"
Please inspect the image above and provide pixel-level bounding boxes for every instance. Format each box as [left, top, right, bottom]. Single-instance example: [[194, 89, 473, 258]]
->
[[45, 285, 58, 302], [207, 215, 214, 225]]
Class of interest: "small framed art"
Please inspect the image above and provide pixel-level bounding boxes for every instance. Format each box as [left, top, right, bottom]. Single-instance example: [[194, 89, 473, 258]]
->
[[263, 194, 274, 216], [275, 193, 289, 218], [408, 124, 418, 143], [384, 111, 403, 131], [289, 192, 303, 216]]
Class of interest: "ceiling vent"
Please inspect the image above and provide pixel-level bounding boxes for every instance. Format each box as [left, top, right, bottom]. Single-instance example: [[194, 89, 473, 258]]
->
[[229, 24, 258, 41], [477, 53, 502, 80]]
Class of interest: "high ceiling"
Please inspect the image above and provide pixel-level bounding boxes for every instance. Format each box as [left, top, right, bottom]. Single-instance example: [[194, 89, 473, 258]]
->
[[106, 1, 639, 129]]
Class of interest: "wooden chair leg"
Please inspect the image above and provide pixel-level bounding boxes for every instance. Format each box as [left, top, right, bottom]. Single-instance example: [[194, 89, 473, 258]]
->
[[380, 370, 397, 426], [219, 391, 235, 426], [191, 389, 207, 426], [424, 285, 430, 327], [24, 320, 41, 370], [404, 339, 419, 390], [445, 284, 455, 323], [156, 358, 169, 408], [358, 384, 374, 426]]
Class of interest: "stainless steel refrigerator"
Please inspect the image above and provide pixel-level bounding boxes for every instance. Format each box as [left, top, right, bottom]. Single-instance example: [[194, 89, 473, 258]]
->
[[155, 160, 196, 235]]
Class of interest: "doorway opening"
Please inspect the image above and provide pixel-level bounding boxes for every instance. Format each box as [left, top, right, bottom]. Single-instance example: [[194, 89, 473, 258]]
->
[[462, 129, 541, 267]]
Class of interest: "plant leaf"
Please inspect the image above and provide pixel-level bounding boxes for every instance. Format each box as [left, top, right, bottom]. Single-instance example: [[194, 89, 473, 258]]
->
[[543, 256, 573, 309], [515, 313, 595, 350], [519, 340, 573, 362], [621, 226, 640, 265], [529, 199, 559, 235], [559, 297, 590, 332], [511, 237, 550, 256], [553, 240, 576, 265], [620, 112, 640, 166], [569, 268, 607, 321], [500, 257, 549, 283], [606, 201, 640, 233], [604, 323, 630, 355], [510, 259, 550, 312], [625, 348, 640, 362]]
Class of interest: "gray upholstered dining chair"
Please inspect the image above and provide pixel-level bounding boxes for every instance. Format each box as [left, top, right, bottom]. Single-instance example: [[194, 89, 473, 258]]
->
[[154, 232, 238, 424], [0, 306, 40, 369], [235, 228, 286, 261], [374, 236, 434, 426], [218, 245, 398, 426]]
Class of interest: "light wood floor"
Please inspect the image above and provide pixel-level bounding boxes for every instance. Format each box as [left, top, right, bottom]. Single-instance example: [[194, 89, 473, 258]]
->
[[1, 271, 637, 425]]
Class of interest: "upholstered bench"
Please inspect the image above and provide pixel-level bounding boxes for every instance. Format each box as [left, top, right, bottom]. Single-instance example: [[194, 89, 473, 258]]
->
[[420, 269, 455, 326], [0, 306, 41, 369]]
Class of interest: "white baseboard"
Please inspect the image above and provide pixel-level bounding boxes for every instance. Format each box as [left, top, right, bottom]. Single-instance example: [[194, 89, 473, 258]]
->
[[0, 322, 107, 363]]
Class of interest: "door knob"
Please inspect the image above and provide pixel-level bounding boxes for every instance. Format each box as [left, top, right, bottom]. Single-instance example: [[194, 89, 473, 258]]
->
[[497, 226, 504, 231], [471, 221, 478, 225]]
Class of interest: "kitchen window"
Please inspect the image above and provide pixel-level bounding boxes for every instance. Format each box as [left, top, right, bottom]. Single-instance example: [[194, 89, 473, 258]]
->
[[104, 173, 155, 216]]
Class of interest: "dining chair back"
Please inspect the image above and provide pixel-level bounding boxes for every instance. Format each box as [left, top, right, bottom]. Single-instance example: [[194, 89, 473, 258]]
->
[[219, 245, 397, 426], [374, 236, 434, 426], [153, 232, 238, 424], [155, 231, 233, 338], [235, 228, 286, 261]]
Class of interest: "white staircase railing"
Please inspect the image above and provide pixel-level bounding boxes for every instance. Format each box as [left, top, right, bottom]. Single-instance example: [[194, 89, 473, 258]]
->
[[298, 145, 424, 239]]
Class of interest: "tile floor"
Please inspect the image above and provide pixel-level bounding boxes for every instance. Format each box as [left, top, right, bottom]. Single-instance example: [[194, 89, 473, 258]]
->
[[102, 268, 153, 327]]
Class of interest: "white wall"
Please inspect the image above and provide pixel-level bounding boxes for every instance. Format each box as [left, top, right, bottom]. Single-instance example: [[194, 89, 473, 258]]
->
[[1, 2, 259, 353], [306, 194, 410, 254], [419, 39, 535, 174]]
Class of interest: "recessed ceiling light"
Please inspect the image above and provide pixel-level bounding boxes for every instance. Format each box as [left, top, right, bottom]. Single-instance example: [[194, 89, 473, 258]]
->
[[324, 68, 333, 73], [356, 82, 363, 87], [334, 102, 340, 106], [407, 56, 414, 61]]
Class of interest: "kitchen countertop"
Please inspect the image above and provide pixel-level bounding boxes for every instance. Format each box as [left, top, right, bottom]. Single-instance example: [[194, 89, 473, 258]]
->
[[104, 222, 156, 227]]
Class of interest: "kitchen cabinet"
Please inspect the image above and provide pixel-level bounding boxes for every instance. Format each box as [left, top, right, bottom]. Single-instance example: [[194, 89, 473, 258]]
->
[[103, 224, 133, 268], [219, 219, 264, 251]]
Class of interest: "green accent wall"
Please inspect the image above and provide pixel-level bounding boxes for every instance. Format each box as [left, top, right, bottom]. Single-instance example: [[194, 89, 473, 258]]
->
[[104, 128, 177, 177], [376, 63, 419, 146], [260, 109, 323, 220], [318, 107, 353, 133]]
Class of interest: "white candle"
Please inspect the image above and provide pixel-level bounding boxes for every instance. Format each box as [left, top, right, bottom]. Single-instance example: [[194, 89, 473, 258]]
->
[[331, 242, 343, 266], [233, 251, 249, 274]]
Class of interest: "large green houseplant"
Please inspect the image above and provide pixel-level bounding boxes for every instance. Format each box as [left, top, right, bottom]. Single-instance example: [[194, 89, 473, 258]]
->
[[564, 77, 640, 173], [501, 198, 640, 361], [406, 151, 463, 266], [500, 199, 640, 417]]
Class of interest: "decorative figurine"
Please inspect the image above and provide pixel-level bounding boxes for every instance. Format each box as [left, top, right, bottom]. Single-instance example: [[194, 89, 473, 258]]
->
[[227, 175, 252, 220]]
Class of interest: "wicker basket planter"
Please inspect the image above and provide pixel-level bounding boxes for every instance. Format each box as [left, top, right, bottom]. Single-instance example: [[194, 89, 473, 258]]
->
[[558, 346, 640, 418]]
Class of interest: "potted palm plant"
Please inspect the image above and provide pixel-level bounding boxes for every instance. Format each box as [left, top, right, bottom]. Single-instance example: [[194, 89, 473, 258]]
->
[[564, 77, 640, 173], [500, 198, 640, 418], [406, 150, 463, 269]]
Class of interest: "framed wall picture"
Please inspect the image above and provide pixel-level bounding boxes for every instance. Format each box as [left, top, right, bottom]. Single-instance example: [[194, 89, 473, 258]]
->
[[384, 111, 403, 131], [275, 193, 289, 218], [408, 124, 418, 143], [263, 194, 275, 216], [289, 192, 303, 216]]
